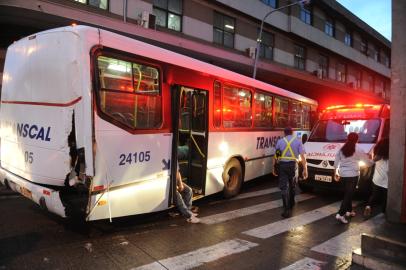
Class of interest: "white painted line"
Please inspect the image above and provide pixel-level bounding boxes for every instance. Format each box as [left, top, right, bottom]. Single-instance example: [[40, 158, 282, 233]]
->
[[311, 213, 385, 259], [230, 187, 280, 201], [200, 193, 315, 225], [132, 238, 258, 270], [280, 257, 326, 270], [243, 201, 341, 239]]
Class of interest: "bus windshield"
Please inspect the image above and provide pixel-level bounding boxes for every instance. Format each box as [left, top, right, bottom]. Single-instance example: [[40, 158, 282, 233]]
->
[[309, 119, 381, 143]]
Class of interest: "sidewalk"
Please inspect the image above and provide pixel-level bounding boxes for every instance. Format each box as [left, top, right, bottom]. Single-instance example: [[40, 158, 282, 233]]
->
[[351, 216, 406, 269]]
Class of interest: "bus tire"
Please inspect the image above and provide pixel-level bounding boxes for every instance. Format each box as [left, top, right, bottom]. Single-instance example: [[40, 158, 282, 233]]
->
[[223, 159, 243, 198]]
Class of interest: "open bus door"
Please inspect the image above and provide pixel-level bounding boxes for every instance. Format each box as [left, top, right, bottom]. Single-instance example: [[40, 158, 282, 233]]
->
[[170, 85, 208, 205]]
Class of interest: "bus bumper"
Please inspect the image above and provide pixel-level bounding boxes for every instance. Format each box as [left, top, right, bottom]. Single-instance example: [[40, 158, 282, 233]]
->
[[299, 165, 374, 194], [0, 166, 66, 218]]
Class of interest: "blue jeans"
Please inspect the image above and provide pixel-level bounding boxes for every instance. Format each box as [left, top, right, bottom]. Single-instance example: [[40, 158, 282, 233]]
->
[[175, 183, 193, 218]]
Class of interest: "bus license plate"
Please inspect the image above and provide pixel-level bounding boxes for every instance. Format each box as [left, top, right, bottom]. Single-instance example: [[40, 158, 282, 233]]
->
[[315, 174, 332, 182]]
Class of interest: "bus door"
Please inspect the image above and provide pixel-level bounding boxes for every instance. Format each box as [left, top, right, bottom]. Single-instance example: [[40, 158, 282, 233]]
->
[[171, 85, 208, 199]]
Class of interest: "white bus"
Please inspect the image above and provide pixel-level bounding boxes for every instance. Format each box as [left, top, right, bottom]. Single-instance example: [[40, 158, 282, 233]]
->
[[0, 26, 317, 221], [300, 104, 390, 193]]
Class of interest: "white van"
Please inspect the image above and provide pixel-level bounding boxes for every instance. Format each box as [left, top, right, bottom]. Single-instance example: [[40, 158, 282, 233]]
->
[[299, 104, 390, 193]]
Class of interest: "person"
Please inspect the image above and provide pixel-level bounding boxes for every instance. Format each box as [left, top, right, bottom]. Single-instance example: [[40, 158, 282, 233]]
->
[[363, 138, 389, 217], [334, 132, 371, 224], [275, 127, 308, 218], [175, 167, 200, 223]]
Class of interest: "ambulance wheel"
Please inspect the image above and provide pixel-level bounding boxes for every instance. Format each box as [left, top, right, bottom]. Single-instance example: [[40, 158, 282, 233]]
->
[[223, 159, 243, 198]]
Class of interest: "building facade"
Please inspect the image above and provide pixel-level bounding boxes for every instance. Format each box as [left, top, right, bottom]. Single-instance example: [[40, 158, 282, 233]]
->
[[0, 0, 391, 107]]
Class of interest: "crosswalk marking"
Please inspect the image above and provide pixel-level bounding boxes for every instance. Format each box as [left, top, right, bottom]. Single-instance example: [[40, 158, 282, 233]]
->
[[280, 257, 326, 270], [230, 187, 280, 201], [243, 201, 341, 239], [132, 239, 258, 270], [311, 213, 385, 259], [200, 193, 315, 225]]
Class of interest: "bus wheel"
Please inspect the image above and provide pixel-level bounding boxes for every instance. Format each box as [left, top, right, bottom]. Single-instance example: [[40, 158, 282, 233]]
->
[[223, 159, 243, 198]]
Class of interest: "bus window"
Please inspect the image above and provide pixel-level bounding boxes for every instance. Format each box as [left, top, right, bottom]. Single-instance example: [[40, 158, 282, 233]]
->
[[223, 84, 252, 128], [254, 92, 272, 128], [97, 56, 162, 129], [302, 104, 311, 129], [213, 81, 222, 128], [289, 101, 302, 128], [274, 97, 289, 127]]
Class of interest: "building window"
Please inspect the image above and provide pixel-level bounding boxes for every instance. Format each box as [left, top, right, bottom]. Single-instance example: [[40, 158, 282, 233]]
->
[[375, 47, 381, 63], [74, 0, 108, 9], [294, 45, 306, 70], [318, 54, 328, 79], [344, 31, 352, 46], [259, 30, 274, 60], [153, 0, 182, 32], [361, 38, 368, 55], [300, 5, 312, 25], [364, 72, 374, 91], [324, 17, 334, 37], [336, 62, 346, 83], [214, 12, 235, 48], [260, 0, 277, 8], [382, 52, 390, 68], [374, 78, 384, 94]]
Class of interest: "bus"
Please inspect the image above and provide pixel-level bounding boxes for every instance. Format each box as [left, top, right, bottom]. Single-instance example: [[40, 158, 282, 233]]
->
[[0, 26, 317, 221], [299, 104, 390, 193]]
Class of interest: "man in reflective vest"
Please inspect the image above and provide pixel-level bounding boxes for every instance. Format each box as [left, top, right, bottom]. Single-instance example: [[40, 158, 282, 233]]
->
[[275, 127, 308, 218]]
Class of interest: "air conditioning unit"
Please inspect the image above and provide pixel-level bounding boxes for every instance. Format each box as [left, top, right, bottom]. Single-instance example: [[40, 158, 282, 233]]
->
[[247, 46, 256, 59], [141, 11, 156, 29]]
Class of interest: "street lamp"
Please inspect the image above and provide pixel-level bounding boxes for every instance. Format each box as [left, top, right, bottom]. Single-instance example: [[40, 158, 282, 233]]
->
[[252, 0, 310, 79]]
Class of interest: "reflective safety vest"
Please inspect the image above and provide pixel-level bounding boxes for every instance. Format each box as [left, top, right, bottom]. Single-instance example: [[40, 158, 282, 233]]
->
[[280, 136, 298, 161]]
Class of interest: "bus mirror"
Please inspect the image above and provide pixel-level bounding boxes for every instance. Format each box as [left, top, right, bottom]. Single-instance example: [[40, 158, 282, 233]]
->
[[302, 133, 308, 144]]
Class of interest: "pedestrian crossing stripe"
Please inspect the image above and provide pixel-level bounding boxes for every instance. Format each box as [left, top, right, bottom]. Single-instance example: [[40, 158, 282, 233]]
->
[[200, 193, 315, 225], [230, 187, 280, 201], [280, 257, 326, 270], [132, 239, 258, 270]]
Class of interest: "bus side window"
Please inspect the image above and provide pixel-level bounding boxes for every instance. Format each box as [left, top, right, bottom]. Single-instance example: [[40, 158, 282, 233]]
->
[[223, 84, 252, 128], [274, 97, 289, 128], [213, 81, 222, 128], [96, 55, 162, 129], [254, 92, 272, 128]]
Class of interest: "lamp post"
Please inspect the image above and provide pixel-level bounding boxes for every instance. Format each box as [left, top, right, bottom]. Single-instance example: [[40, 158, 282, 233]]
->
[[252, 0, 310, 79]]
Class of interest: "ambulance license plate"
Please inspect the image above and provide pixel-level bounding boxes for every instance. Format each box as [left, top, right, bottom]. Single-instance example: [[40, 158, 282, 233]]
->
[[315, 174, 332, 182]]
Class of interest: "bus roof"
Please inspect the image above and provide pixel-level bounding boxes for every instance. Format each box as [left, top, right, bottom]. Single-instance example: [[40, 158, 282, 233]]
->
[[21, 25, 317, 106]]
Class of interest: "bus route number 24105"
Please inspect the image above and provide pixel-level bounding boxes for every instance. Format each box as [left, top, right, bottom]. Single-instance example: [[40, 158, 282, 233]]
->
[[119, 151, 151, 166]]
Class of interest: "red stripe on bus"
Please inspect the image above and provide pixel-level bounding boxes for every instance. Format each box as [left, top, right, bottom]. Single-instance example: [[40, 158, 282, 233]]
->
[[1, 97, 82, 107]]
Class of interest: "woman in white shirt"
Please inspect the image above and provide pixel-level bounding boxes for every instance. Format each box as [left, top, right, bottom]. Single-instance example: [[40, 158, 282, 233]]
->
[[334, 132, 371, 224], [363, 138, 389, 217]]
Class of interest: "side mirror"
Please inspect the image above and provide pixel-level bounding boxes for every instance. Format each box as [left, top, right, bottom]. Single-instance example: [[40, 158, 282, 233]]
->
[[302, 133, 308, 144]]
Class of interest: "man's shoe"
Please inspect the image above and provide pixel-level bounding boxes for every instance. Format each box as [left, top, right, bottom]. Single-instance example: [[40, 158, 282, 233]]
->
[[191, 206, 199, 213], [363, 206, 371, 217], [335, 214, 348, 224], [192, 212, 199, 217], [281, 210, 291, 218], [187, 216, 200, 223]]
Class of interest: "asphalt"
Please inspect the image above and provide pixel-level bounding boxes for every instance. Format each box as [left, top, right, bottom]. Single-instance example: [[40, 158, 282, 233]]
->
[[0, 183, 17, 198]]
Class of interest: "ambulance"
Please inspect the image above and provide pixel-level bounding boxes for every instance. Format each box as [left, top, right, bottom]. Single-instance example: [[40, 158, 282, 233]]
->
[[299, 104, 390, 193]]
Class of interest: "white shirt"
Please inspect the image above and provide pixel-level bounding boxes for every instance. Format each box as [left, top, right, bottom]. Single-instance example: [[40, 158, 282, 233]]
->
[[372, 159, 388, 188], [334, 146, 371, 177]]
